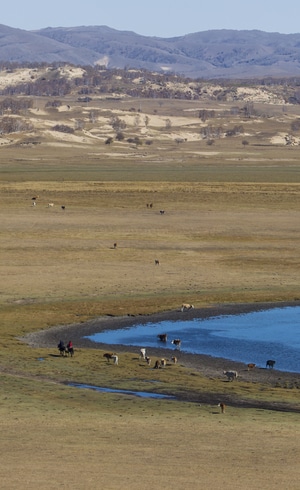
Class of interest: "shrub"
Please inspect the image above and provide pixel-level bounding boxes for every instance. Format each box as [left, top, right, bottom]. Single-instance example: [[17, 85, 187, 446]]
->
[[0, 117, 33, 134], [51, 124, 74, 133]]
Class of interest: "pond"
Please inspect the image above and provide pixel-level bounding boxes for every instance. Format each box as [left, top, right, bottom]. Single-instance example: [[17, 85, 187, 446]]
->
[[85, 306, 300, 373]]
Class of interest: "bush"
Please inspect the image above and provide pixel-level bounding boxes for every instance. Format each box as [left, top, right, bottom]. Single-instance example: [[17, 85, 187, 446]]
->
[[127, 137, 142, 145], [45, 100, 62, 108], [51, 124, 74, 133], [115, 132, 124, 141], [0, 117, 33, 134]]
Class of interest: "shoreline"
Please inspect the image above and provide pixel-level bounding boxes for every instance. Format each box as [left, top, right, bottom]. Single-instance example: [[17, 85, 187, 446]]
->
[[22, 301, 300, 382]]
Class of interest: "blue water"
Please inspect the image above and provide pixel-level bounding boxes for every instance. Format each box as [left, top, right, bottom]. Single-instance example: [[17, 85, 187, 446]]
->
[[69, 383, 175, 399], [85, 306, 300, 373]]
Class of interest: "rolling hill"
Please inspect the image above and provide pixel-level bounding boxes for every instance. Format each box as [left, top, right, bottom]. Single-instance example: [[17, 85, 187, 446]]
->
[[1, 24, 300, 79]]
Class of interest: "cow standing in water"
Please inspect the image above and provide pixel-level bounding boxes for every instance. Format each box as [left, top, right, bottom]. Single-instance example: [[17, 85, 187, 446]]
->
[[171, 339, 181, 350]]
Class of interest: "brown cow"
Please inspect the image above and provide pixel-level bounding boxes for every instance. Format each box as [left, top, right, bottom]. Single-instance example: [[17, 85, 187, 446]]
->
[[247, 363, 256, 371], [154, 360, 161, 369], [103, 352, 117, 363], [218, 402, 226, 413], [157, 333, 167, 342]]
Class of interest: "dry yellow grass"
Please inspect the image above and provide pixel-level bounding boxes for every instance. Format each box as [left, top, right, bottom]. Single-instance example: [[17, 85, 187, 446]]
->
[[0, 374, 299, 490], [1, 90, 300, 489]]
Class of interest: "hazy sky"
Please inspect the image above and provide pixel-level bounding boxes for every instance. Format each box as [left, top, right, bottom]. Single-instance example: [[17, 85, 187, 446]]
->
[[2, 0, 300, 37]]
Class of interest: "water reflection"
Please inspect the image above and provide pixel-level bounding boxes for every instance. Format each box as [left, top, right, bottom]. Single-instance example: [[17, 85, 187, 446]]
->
[[86, 306, 300, 373]]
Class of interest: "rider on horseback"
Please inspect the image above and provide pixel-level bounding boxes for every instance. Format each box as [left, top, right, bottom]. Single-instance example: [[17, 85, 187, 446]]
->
[[58, 340, 65, 351]]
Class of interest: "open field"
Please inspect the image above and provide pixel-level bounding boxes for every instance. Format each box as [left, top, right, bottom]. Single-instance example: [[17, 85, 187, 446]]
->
[[0, 83, 300, 488]]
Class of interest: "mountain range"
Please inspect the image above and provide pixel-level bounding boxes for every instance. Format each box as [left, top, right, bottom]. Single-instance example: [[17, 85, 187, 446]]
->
[[1, 24, 300, 79]]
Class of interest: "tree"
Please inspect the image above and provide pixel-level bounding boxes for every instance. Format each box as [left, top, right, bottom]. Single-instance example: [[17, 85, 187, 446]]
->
[[109, 116, 126, 132], [165, 118, 172, 130]]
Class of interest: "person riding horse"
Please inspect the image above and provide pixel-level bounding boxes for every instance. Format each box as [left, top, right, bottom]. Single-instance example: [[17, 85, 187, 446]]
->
[[57, 340, 66, 355], [67, 340, 74, 357]]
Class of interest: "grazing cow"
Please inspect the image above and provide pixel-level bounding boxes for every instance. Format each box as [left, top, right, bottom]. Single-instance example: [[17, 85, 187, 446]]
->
[[145, 356, 151, 366], [61, 205, 66, 210], [171, 339, 181, 350], [171, 356, 177, 364], [31, 196, 39, 200], [154, 360, 161, 369], [103, 352, 117, 363], [223, 370, 238, 381], [111, 354, 118, 365], [247, 363, 256, 371], [113, 243, 117, 249], [140, 348, 146, 360], [159, 210, 165, 215], [181, 303, 194, 312], [157, 333, 167, 342], [47, 203, 54, 208], [155, 259, 160, 265], [218, 402, 226, 414], [266, 359, 276, 369]]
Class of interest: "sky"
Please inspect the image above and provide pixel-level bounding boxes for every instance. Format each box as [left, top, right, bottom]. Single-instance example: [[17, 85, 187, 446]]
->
[[2, 0, 300, 37]]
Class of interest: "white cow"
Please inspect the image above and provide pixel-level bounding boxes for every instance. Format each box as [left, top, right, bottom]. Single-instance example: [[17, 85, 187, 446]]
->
[[47, 203, 54, 208], [111, 354, 118, 365], [140, 348, 146, 360], [181, 303, 194, 312]]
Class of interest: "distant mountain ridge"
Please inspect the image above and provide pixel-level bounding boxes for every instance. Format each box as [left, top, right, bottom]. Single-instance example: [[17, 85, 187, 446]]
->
[[1, 24, 300, 79]]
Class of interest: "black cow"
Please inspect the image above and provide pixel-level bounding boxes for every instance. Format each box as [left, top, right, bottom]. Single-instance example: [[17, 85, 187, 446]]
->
[[266, 359, 276, 369]]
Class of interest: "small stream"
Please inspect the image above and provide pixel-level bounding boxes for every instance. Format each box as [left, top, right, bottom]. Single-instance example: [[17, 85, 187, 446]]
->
[[69, 383, 175, 399]]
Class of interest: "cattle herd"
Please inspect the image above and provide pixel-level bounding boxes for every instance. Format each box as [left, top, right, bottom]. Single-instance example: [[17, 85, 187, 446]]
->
[[55, 305, 277, 415]]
